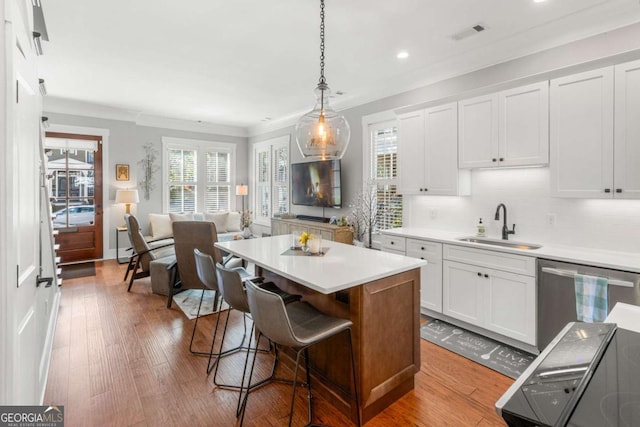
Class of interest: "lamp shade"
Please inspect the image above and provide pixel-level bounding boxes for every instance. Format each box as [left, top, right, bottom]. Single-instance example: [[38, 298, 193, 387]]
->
[[235, 184, 248, 196], [115, 189, 139, 204]]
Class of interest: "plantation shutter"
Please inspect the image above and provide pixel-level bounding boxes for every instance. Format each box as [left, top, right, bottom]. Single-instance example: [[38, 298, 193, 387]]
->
[[371, 125, 402, 231], [168, 148, 197, 213], [272, 145, 289, 216], [255, 147, 270, 222], [204, 150, 230, 212]]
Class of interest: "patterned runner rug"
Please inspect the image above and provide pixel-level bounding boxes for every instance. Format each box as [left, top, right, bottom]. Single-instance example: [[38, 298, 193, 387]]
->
[[421, 318, 535, 379]]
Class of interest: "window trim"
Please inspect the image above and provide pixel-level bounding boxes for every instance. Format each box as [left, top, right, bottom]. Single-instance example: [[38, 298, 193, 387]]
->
[[161, 137, 237, 213], [361, 111, 399, 249]]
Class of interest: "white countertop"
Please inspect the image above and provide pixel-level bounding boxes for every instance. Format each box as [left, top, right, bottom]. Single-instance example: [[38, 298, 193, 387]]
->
[[605, 302, 640, 333], [382, 227, 640, 273], [216, 234, 426, 294]]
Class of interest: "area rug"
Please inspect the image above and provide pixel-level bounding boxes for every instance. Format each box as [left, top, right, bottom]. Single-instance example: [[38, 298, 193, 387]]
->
[[60, 262, 96, 280], [173, 289, 229, 320], [420, 319, 535, 379]]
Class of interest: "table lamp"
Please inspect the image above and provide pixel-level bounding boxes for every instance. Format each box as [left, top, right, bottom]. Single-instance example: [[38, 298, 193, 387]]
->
[[236, 184, 248, 213], [115, 189, 139, 214]]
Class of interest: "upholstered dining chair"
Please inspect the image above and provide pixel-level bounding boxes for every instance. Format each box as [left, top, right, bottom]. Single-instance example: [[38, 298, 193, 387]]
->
[[124, 214, 176, 294], [243, 281, 361, 427]]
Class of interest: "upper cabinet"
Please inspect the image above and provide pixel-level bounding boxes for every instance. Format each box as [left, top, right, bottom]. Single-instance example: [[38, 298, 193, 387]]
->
[[459, 82, 549, 169], [614, 60, 640, 199], [398, 103, 470, 196], [550, 62, 640, 199]]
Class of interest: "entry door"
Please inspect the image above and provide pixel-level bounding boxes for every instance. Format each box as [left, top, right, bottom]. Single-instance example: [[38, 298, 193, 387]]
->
[[45, 132, 103, 263]]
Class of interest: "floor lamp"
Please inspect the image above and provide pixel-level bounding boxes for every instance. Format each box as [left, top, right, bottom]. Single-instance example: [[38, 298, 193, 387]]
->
[[236, 184, 248, 213]]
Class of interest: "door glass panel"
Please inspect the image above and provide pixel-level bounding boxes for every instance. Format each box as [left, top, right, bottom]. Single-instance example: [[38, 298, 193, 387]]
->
[[47, 148, 96, 229]]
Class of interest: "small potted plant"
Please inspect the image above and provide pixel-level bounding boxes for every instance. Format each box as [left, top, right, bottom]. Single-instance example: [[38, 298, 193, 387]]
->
[[241, 209, 252, 238]]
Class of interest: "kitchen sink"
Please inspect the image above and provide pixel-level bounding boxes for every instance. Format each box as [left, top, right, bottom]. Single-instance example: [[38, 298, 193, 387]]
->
[[456, 237, 542, 250]]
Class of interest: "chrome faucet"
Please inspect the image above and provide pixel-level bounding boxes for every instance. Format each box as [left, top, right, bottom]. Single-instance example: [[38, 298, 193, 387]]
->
[[494, 203, 516, 240]]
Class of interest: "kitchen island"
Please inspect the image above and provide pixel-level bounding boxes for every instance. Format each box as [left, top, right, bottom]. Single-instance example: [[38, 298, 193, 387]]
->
[[215, 235, 426, 423]]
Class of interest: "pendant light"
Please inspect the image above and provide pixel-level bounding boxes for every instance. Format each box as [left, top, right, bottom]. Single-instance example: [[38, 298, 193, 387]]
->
[[295, 0, 350, 160]]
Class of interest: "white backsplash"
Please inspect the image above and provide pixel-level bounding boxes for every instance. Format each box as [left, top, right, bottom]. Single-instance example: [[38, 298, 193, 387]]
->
[[407, 168, 640, 254]]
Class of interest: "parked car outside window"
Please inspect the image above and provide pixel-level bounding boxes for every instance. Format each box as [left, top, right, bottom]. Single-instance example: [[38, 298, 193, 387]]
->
[[53, 205, 95, 226]]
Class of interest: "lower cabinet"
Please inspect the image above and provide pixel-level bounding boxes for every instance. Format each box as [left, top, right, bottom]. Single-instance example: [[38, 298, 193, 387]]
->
[[407, 239, 443, 313], [271, 217, 353, 244], [443, 256, 536, 345]]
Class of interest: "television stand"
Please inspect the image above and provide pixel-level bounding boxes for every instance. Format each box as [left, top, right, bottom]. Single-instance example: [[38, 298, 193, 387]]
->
[[296, 215, 329, 223], [271, 217, 353, 245]]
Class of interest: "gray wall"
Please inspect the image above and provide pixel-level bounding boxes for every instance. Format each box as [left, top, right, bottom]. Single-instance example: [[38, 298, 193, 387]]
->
[[44, 112, 249, 251]]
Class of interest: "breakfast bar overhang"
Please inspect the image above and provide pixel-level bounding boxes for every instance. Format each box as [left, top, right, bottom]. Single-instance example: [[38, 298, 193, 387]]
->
[[216, 235, 426, 423]]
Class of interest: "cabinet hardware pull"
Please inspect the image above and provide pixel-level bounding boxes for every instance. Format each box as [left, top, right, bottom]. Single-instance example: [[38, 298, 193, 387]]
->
[[604, 188, 611, 193], [484, 274, 489, 278], [390, 241, 394, 245], [499, 157, 504, 162], [421, 247, 425, 250], [616, 189, 622, 193], [420, 257, 424, 260], [492, 158, 497, 162], [419, 188, 423, 192], [477, 272, 482, 277]]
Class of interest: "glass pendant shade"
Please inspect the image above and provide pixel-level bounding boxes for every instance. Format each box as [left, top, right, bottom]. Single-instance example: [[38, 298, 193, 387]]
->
[[295, 83, 350, 160]]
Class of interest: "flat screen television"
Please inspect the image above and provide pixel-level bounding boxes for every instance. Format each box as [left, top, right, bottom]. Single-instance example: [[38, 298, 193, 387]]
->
[[291, 160, 342, 207]]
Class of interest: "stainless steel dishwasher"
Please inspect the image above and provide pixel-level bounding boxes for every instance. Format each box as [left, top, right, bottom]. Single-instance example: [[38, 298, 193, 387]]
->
[[537, 258, 640, 350]]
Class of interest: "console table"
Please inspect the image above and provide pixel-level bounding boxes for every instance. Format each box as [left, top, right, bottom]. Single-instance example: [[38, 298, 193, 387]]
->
[[215, 235, 425, 423], [271, 217, 353, 244]]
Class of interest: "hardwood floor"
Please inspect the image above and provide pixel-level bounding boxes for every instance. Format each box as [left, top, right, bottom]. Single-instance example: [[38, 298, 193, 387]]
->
[[44, 260, 513, 426]]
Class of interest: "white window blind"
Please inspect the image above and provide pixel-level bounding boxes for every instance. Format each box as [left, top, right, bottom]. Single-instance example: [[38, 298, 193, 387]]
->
[[163, 138, 236, 214], [370, 124, 402, 231], [256, 149, 270, 220]]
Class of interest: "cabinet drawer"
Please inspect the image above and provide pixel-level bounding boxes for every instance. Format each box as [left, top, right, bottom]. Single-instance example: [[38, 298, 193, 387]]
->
[[381, 235, 406, 251], [407, 239, 442, 260], [443, 244, 535, 276], [383, 248, 406, 256]]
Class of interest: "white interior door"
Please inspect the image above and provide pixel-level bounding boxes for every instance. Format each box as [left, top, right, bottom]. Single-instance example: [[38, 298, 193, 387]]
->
[[2, 2, 44, 404]]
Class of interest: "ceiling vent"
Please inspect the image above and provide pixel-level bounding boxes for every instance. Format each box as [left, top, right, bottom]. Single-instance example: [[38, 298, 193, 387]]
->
[[450, 24, 486, 41]]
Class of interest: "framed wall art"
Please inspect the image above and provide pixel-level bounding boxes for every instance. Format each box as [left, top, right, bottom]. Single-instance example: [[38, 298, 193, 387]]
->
[[116, 164, 130, 181]]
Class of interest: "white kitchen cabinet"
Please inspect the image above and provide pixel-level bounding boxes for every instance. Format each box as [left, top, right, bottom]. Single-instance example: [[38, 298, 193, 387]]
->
[[443, 260, 484, 325], [458, 94, 498, 168], [614, 59, 640, 199], [442, 245, 536, 346], [407, 239, 442, 313], [498, 82, 549, 167], [550, 67, 615, 198], [459, 82, 549, 169], [398, 103, 470, 196]]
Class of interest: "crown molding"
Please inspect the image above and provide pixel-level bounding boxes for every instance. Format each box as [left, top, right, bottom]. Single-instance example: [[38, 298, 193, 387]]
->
[[43, 97, 248, 138]]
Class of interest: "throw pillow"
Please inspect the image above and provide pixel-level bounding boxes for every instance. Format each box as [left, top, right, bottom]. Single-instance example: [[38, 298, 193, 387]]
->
[[149, 214, 173, 239], [169, 212, 194, 222], [203, 212, 229, 233], [227, 211, 242, 232]]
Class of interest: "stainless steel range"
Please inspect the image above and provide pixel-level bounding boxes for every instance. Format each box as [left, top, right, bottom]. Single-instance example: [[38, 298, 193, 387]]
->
[[496, 322, 640, 426]]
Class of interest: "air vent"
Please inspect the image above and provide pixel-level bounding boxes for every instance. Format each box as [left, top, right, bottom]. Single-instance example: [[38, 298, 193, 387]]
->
[[451, 24, 486, 41]]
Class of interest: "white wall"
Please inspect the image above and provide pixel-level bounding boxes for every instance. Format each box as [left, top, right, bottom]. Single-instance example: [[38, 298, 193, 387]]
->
[[407, 167, 640, 253]]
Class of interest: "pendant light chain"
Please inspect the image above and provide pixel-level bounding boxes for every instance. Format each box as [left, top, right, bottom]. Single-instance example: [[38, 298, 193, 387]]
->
[[319, 0, 326, 86]]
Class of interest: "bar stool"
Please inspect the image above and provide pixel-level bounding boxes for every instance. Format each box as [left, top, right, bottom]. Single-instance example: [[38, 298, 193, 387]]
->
[[243, 280, 361, 427]]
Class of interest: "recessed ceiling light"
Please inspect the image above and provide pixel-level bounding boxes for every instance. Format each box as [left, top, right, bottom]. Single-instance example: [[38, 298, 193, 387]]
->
[[397, 51, 409, 59], [533, 0, 547, 3]]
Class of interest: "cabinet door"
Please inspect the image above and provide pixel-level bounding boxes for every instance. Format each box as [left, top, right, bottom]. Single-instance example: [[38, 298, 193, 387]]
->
[[458, 94, 499, 168], [424, 103, 466, 195], [614, 60, 640, 199], [407, 239, 443, 313], [308, 226, 333, 242], [550, 67, 614, 198], [443, 261, 484, 326], [484, 269, 536, 345], [499, 82, 549, 167], [270, 219, 289, 236], [397, 110, 426, 194]]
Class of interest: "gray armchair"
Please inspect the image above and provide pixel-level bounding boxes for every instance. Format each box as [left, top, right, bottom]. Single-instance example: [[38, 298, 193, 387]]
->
[[124, 214, 176, 295]]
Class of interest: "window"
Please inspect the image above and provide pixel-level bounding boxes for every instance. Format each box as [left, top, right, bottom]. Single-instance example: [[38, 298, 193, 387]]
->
[[252, 136, 290, 226], [365, 118, 403, 234], [162, 137, 236, 213]]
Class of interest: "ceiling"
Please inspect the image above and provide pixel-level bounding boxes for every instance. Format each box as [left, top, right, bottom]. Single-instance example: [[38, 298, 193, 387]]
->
[[39, 0, 640, 134]]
